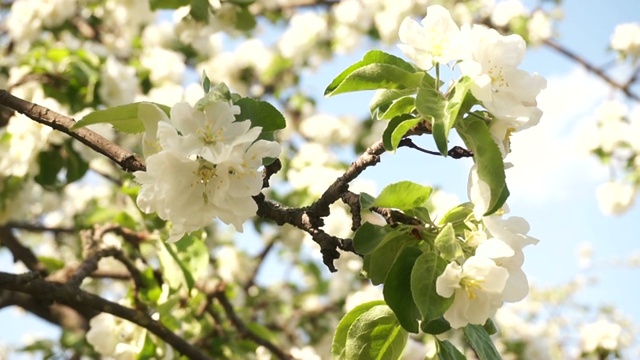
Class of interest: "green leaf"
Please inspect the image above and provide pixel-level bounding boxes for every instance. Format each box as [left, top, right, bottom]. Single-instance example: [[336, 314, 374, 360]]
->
[[359, 192, 376, 211], [344, 305, 408, 360], [325, 50, 423, 97], [139, 267, 162, 304], [434, 77, 475, 156], [235, 6, 257, 31], [434, 223, 462, 261], [415, 79, 446, 155], [364, 232, 415, 285], [189, 0, 210, 22], [463, 324, 502, 360], [72, 102, 170, 134], [158, 235, 209, 291], [63, 141, 89, 183], [421, 316, 451, 335], [382, 115, 422, 151], [150, 0, 189, 10], [332, 300, 386, 359], [377, 96, 416, 120], [137, 333, 157, 360], [202, 71, 211, 93], [371, 181, 433, 211], [37, 256, 65, 272], [34, 149, 64, 188], [410, 252, 453, 323], [383, 247, 423, 333], [370, 88, 418, 115], [438, 203, 473, 225], [353, 222, 392, 255], [234, 98, 286, 134], [456, 118, 509, 215], [437, 339, 466, 360]]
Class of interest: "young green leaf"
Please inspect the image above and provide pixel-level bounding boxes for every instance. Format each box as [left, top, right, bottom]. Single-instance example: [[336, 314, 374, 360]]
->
[[382, 115, 422, 151], [71, 102, 170, 134], [344, 305, 408, 360], [332, 300, 386, 359], [437, 339, 466, 360], [353, 222, 392, 255], [415, 79, 446, 155], [383, 246, 423, 333], [370, 88, 418, 115], [456, 117, 509, 215], [158, 235, 209, 291], [410, 252, 453, 323], [421, 316, 451, 335], [371, 181, 433, 211], [434, 223, 463, 261], [377, 96, 416, 120], [363, 232, 415, 285], [325, 50, 424, 97], [463, 324, 502, 360], [234, 98, 286, 132], [433, 77, 475, 156]]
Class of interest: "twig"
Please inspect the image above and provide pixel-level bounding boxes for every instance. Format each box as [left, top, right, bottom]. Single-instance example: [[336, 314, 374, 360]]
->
[[0, 226, 48, 275], [0, 271, 212, 360], [5, 222, 75, 234], [213, 283, 293, 360], [0, 90, 146, 172], [244, 239, 276, 291], [543, 39, 640, 102], [340, 191, 362, 231], [369, 207, 423, 227]]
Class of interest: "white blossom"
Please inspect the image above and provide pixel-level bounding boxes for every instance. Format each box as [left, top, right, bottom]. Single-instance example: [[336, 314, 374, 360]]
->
[[134, 100, 280, 240], [436, 256, 509, 328], [527, 10, 553, 44], [459, 25, 546, 150], [86, 313, 145, 360], [140, 47, 186, 85], [580, 319, 624, 354], [490, 0, 525, 27], [610, 22, 640, 61], [596, 181, 636, 215], [398, 5, 462, 69], [99, 56, 138, 106]]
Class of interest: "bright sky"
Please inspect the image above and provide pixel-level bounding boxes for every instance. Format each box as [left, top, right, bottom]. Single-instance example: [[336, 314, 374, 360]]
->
[[1, 0, 639, 356]]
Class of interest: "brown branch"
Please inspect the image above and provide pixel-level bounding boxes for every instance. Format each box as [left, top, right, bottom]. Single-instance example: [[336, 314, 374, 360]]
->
[[0, 89, 146, 172], [543, 39, 640, 102], [0, 226, 48, 275], [341, 191, 362, 231], [5, 222, 75, 234], [213, 283, 293, 360], [0, 271, 212, 360]]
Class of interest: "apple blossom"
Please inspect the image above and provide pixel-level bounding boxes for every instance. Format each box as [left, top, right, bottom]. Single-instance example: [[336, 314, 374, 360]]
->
[[458, 25, 546, 151], [610, 22, 640, 62], [398, 5, 462, 69], [596, 180, 636, 215], [436, 256, 509, 328]]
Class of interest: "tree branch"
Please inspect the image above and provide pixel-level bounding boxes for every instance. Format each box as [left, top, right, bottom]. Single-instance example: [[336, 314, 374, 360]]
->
[[0, 271, 212, 360], [213, 282, 293, 360], [0, 89, 146, 172], [0, 226, 48, 275]]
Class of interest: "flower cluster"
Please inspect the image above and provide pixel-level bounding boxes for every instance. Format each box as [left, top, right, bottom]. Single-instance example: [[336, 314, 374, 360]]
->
[[436, 212, 539, 328], [134, 99, 280, 242], [399, 5, 547, 157]]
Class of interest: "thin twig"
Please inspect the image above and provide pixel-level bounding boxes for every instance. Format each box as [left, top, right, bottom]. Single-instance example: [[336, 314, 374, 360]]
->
[[213, 283, 293, 360], [543, 39, 640, 102], [0, 226, 48, 275], [244, 239, 276, 291]]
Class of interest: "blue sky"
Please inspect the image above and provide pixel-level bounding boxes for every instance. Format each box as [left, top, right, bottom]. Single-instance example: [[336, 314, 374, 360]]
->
[[1, 0, 639, 356]]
